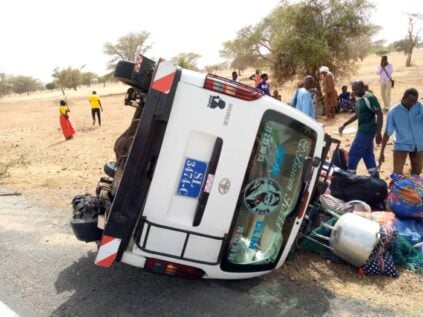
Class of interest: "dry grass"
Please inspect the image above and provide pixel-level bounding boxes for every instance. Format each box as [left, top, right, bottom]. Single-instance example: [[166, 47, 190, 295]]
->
[[0, 153, 29, 178]]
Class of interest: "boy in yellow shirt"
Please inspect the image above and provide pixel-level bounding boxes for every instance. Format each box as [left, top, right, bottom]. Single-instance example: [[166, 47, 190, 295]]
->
[[88, 91, 103, 125]]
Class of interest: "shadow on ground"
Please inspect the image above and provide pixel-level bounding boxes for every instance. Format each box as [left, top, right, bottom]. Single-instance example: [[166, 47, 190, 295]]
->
[[52, 252, 395, 317]]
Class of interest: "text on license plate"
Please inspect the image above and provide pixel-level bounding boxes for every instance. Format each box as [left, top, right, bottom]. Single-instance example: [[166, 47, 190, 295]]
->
[[177, 158, 207, 198]]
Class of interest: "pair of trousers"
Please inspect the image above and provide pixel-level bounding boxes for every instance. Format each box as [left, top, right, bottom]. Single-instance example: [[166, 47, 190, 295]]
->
[[348, 131, 377, 175], [393, 150, 423, 175], [380, 81, 391, 109], [91, 108, 101, 125]]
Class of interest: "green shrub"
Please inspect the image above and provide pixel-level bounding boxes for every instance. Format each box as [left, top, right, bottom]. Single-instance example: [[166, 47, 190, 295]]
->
[[45, 82, 57, 90], [374, 48, 391, 56]]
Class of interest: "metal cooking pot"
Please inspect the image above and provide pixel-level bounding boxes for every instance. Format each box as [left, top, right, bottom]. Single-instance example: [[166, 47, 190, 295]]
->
[[306, 212, 381, 267], [329, 213, 380, 267]]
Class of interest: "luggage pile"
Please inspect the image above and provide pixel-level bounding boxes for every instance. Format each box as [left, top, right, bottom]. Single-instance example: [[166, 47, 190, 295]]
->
[[301, 164, 423, 277]]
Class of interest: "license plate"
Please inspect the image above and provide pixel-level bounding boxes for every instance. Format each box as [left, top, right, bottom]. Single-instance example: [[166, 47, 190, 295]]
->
[[177, 158, 207, 198]]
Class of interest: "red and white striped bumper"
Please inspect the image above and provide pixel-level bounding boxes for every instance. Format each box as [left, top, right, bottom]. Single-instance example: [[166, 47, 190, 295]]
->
[[95, 235, 122, 267]]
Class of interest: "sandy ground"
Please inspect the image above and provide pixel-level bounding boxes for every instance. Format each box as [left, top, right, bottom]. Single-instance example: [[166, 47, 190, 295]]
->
[[1, 50, 423, 316]]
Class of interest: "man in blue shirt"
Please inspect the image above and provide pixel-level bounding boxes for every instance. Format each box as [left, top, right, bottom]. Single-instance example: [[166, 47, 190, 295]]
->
[[379, 88, 423, 175], [291, 76, 316, 119], [256, 73, 270, 96]]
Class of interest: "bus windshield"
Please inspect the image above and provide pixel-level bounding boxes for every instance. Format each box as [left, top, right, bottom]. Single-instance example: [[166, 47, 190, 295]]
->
[[222, 110, 316, 272]]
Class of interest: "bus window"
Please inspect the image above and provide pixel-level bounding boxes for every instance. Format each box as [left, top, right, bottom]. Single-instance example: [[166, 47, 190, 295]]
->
[[222, 110, 316, 272]]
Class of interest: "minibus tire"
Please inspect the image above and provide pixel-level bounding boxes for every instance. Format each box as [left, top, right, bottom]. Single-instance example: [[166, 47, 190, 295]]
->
[[114, 61, 134, 79], [114, 61, 139, 87]]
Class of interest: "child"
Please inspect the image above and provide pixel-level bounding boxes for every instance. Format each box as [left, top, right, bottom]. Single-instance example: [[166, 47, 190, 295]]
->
[[337, 85, 352, 112], [256, 73, 270, 96], [272, 90, 281, 101]]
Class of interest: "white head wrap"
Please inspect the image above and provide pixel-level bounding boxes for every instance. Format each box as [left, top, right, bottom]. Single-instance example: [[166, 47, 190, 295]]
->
[[319, 66, 329, 73]]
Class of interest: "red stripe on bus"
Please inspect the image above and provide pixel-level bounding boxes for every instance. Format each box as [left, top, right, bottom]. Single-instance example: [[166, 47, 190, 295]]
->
[[151, 72, 175, 94]]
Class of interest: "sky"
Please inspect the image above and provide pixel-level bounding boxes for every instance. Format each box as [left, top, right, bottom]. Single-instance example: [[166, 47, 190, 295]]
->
[[0, 0, 422, 83]]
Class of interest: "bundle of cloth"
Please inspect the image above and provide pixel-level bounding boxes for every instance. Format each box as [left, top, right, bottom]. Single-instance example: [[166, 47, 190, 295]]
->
[[315, 153, 423, 275], [387, 174, 423, 273]]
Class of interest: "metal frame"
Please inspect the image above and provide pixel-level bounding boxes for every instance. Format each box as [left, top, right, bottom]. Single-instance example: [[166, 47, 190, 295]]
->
[[135, 217, 227, 266]]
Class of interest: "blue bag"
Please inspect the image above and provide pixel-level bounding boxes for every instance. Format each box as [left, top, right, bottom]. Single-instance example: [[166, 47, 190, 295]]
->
[[388, 174, 423, 219]]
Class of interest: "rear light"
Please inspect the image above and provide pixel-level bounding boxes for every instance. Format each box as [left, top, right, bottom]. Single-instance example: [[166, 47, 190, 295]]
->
[[204, 74, 264, 101], [145, 258, 205, 279]]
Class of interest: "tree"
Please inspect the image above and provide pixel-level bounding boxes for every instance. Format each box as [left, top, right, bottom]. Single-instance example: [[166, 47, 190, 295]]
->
[[219, 21, 274, 74], [68, 68, 81, 91], [231, 55, 258, 75], [45, 82, 57, 90], [204, 62, 227, 74], [9, 76, 42, 95], [348, 26, 381, 61], [52, 67, 82, 93], [402, 14, 422, 66], [52, 67, 66, 95], [103, 31, 152, 70], [271, 0, 376, 83], [389, 14, 422, 66], [222, 0, 376, 85], [81, 72, 97, 86], [0, 73, 12, 98], [97, 73, 114, 88], [220, 28, 262, 74], [370, 40, 391, 56], [171, 52, 201, 71]]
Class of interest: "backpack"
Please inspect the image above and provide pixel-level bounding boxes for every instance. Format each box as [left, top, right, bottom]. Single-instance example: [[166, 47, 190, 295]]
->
[[330, 170, 388, 210]]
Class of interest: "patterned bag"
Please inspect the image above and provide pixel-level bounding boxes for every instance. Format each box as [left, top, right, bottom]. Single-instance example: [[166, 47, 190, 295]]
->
[[388, 174, 423, 219], [362, 225, 398, 277]]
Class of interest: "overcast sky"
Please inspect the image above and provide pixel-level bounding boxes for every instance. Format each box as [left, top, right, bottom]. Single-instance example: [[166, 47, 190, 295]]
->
[[0, 0, 421, 83]]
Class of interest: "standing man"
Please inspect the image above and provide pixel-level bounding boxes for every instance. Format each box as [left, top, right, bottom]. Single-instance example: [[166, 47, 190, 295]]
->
[[292, 76, 316, 119], [256, 73, 270, 96], [338, 80, 383, 176], [376, 55, 393, 111], [379, 88, 423, 175], [88, 91, 103, 126], [320, 66, 336, 119]]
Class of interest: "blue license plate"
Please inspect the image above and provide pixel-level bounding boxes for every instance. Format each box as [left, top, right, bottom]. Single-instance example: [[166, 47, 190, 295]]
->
[[177, 158, 207, 198]]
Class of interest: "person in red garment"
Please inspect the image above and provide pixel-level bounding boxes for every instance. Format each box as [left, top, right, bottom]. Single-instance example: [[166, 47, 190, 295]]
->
[[59, 100, 75, 140]]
